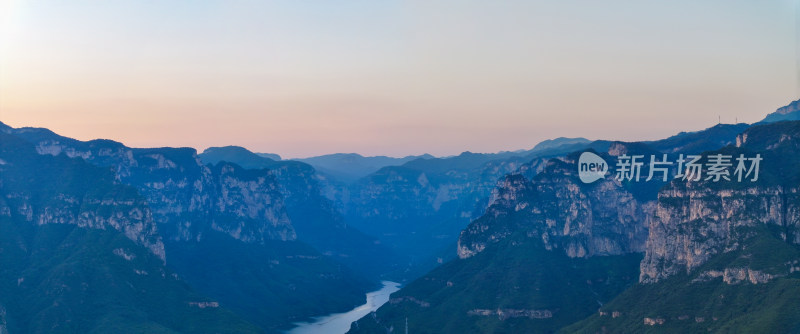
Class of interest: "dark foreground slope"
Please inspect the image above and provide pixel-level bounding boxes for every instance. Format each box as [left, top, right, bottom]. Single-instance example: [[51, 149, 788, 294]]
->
[[349, 239, 640, 334]]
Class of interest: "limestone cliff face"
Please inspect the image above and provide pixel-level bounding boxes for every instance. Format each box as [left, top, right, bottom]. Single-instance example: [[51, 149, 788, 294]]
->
[[0, 186, 166, 261], [265, 160, 344, 230], [0, 134, 167, 261], [102, 148, 296, 243], [639, 184, 798, 283], [458, 157, 653, 260], [5, 128, 297, 245], [211, 163, 294, 242], [640, 121, 800, 283]]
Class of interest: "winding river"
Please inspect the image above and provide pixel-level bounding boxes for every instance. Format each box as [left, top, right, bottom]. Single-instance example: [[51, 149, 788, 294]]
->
[[285, 281, 401, 334]]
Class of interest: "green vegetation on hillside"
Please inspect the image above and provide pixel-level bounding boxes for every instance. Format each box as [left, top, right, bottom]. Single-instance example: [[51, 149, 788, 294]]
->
[[350, 236, 641, 334], [565, 225, 800, 333]]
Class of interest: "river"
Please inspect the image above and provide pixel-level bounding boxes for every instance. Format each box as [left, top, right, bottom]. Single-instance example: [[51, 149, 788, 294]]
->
[[285, 281, 401, 334]]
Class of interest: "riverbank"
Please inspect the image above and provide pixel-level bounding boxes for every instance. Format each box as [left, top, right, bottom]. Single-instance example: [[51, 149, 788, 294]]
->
[[285, 281, 401, 334]]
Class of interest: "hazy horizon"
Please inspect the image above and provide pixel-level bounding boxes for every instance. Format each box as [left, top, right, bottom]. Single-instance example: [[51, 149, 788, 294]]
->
[[0, 117, 781, 160], [1, 0, 797, 159]]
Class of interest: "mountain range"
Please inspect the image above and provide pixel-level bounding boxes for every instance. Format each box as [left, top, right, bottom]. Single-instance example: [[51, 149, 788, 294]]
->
[[0, 98, 798, 333], [0, 124, 375, 333], [348, 101, 800, 333]]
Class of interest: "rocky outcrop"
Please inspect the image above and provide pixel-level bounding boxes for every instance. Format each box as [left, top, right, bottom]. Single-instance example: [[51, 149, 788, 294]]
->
[[692, 267, 776, 284], [639, 185, 796, 283], [211, 163, 295, 242], [640, 122, 800, 283], [8, 128, 298, 244], [0, 134, 167, 261], [643, 317, 666, 326], [123, 148, 296, 243], [458, 157, 653, 260], [467, 308, 553, 320]]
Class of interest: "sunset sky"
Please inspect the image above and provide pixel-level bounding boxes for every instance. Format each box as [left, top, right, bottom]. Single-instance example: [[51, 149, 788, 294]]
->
[[0, 0, 797, 158]]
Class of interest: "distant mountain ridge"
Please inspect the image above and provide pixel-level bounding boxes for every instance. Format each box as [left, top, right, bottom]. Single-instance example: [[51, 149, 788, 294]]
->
[[758, 98, 800, 124], [199, 145, 279, 169], [530, 137, 591, 152], [256, 152, 282, 160], [295, 152, 434, 183]]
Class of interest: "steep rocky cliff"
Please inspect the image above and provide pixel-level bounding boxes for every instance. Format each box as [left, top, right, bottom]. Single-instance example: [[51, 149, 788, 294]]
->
[[639, 184, 798, 283], [20, 133, 298, 244], [458, 151, 654, 261], [0, 132, 165, 260], [640, 121, 800, 283], [209, 162, 294, 242]]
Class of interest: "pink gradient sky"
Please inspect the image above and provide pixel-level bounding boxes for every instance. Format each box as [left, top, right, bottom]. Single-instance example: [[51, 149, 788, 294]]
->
[[0, 0, 797, 158]]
